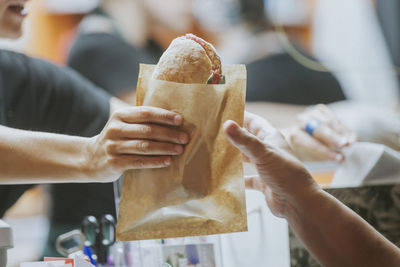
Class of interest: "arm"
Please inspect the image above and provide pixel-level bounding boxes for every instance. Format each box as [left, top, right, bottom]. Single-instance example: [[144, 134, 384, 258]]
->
[[0, 125, 90, 184], [224, 112, 400, 266], [0, 106, 188, 184], [0, 51, 188, 184], [287, 185, 400, 267]]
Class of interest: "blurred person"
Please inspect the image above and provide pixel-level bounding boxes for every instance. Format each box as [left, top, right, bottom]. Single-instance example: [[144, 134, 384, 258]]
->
[[0, 0, 188, 232], [243, 0, 399, 150], [223, 112, 400, 266], [309, 0, 400, 150]]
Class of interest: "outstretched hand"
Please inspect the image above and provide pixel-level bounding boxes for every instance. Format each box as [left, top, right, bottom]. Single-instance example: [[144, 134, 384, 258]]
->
[[223, 112, 318, 217], [85, 106, 189, 182]]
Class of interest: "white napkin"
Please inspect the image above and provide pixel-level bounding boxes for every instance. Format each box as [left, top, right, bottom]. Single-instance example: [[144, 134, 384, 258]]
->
[[331, 142, 400, 188], [21, 262, 71, 267]]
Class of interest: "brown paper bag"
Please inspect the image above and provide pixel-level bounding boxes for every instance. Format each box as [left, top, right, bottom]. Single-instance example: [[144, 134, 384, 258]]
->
[[116, 64, 247, 241]]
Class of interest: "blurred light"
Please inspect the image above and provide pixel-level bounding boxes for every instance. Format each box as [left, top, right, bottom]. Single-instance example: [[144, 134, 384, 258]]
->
[[45, 0, 99, 14], [193, 0, 241, 33], [265, 0, 309, 26]]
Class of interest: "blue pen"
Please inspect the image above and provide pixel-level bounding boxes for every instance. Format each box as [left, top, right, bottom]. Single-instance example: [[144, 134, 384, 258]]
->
[[83, 245, 97, 266]]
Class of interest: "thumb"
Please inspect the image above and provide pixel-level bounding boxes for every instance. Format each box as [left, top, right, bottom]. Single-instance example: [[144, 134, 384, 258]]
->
[[223, 120, 268, 164]]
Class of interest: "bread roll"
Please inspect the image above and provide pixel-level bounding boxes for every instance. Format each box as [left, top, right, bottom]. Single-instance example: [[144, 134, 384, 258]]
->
[[152, 34, 224, 84]]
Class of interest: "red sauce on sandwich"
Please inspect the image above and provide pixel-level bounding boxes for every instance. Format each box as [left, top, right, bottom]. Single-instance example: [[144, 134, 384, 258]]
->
[[185, 34, 223, 84]]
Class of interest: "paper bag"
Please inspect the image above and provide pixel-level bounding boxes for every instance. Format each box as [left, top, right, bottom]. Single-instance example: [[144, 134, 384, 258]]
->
[[116, 64, 247, 241]]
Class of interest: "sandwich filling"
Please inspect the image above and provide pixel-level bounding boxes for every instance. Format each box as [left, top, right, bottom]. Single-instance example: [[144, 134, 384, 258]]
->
[[185, 34, 225, 84]]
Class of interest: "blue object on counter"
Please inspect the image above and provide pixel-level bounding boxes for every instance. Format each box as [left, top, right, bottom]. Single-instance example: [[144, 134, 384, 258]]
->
[[83, 245, 97, 266], [186, 244, 200, 264]]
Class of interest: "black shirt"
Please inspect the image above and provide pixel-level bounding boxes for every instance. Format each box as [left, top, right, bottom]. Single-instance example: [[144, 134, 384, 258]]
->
[[246, 52, 346, 105], [0, 49, 110, 217], [68, 33, 159, 95]]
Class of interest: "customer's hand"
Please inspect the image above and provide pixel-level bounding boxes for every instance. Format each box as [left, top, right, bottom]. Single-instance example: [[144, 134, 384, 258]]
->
[[226, 112, 400, 267], [224, 112, 318, 217], [85, 106, 188, 182], [282, 104, 357, 162]]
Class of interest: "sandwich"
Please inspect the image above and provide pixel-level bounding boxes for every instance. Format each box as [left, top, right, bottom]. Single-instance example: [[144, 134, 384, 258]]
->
[[152, 33, 225, 84]]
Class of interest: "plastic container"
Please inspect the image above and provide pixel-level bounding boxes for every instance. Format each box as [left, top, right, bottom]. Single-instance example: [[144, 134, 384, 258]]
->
[[0, 220, 13, 267]]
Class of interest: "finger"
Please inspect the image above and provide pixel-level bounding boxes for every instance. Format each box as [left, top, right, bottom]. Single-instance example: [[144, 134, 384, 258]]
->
[[330, 122, 357, 145], [244, 175, 266, 192], [314, 104, 335, 119], [290, 130, 344, 162], [115, 106, 183, 126], [111, 155, 172, 170], [298, 114, 348, 148], [109, 123, 189, 144], [223, 120, 269, 164], [310, 111, 352, 137], [312, 124, 349, 149], [302, 118, 354, 148], [301, 105, 355, 140], [245, 111, 275, 140], [107, 140, 185, 155], [347, 132, 358, 144], [242, 153, 251, 163]]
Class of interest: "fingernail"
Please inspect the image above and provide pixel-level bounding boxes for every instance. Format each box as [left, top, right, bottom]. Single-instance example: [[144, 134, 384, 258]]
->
[[224, 121, 238, 136], [179, 133, 188, 144], [336, 138, 348, 148], [174, 115, 182, 125], [227, 126, 236, 135], [164, 157, 172, 166], [174, 145, 183, 153]]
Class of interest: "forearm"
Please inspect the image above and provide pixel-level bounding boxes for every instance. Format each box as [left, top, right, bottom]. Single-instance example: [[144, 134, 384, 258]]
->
[[0, 125, 92, 184], [286, 186, 400, 266]]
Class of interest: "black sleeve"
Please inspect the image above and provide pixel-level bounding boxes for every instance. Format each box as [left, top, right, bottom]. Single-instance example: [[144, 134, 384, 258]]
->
[[0, 49, 110, 137], [67, 33, 155, 96]]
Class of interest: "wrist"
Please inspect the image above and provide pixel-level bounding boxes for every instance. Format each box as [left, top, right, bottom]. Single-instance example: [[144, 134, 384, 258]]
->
[[281, 172, 322, 219], [283, 179, 324, 221], [78, 136, 97, 182]]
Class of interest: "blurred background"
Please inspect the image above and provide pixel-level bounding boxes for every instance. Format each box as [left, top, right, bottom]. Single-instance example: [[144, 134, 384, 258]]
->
[[2, 0, 399, 265]]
